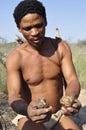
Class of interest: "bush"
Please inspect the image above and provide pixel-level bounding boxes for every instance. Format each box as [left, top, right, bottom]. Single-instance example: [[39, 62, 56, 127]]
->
[[70, 43, 86, 89], [0, 63, 7, 93]]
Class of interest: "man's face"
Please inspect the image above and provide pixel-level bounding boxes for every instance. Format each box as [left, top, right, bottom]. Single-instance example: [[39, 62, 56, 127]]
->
[[18, 13, 46, 49]]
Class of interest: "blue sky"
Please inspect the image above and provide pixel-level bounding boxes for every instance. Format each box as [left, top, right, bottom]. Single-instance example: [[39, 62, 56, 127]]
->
[[0, 0, 86, 43]]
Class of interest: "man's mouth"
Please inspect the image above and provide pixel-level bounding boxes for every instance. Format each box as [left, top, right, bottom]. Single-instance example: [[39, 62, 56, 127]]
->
[[28, 36, 44, 48], [31, 37, 42, 44], [33, 39, 40, 43]]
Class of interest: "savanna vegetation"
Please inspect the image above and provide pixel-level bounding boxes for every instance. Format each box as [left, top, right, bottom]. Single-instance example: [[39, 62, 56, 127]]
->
[[0, 38, 86, 93], [70, 39, 86, 89]]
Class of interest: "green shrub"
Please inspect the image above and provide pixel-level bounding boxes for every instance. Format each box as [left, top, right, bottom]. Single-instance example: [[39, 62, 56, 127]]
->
[[70, 43, 86, 89], [0, 63, 7, 93]]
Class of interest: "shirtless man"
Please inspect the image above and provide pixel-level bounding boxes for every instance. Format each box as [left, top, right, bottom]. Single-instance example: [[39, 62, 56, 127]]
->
[[6, 0, 81, 130]]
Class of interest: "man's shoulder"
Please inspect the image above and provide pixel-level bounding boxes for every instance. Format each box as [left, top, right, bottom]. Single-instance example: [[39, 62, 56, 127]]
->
[[58, 40, 72, 60], [6, 43, 31, 68], [57, 40, 71, 51], [7, 46, 20, 58], [6, 46, 22, 67], [54, 40, 72, 62], [7, 43, 27, 59]]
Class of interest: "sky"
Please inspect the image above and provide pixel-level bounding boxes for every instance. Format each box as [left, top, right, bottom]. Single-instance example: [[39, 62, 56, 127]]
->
[[0, 0, 86, 43]]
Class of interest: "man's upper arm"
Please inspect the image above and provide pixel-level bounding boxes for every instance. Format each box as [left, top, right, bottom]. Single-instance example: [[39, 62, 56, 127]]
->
[[60, 42, 78, 84], [6, 51, 22, 104]]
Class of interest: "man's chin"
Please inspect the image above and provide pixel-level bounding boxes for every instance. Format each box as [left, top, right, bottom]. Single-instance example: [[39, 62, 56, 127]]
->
[[30, 42, 42, 49]]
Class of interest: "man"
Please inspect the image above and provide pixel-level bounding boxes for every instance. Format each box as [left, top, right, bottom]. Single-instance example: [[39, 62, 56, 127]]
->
[[6, 0, 81, 130]]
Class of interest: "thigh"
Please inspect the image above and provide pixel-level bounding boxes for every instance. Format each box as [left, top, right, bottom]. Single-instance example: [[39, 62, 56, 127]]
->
[[18, 117, 46, 130], [53, 116, 80, 130]]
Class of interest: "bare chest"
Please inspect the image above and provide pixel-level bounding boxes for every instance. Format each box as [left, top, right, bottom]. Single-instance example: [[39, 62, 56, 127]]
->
[[21, 52, 61, 85]]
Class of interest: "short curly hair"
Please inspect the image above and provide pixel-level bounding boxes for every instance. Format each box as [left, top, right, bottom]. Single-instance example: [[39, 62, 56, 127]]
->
[[13, 0, 47, 27]]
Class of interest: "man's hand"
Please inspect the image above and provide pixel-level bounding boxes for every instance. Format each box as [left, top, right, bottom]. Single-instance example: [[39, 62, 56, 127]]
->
[[27, 100, 52, 123], [60, 96, 81, 116]]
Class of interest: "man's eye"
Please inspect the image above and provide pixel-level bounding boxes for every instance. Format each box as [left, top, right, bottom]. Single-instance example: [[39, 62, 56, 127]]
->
[[23, 27, 32, 31], [35, 23, 44, 28], [22, 23, 44, 31]]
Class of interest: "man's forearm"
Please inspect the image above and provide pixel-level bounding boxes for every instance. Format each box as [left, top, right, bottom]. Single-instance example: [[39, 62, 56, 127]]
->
[[65, 80, 81, 98], [11, 99, 28, 116]]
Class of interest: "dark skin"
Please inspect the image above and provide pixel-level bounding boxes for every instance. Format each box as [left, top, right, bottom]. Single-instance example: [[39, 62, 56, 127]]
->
[[6, 13, 81, 130]]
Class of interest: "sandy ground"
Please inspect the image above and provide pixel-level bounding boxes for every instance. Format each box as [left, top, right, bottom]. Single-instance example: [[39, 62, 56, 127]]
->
[[0, 89, 86, 130]]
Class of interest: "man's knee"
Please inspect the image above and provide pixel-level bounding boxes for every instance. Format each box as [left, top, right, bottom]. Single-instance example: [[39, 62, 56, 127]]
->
[[58, 116, 80, 130], [18, 117, 45, 130]]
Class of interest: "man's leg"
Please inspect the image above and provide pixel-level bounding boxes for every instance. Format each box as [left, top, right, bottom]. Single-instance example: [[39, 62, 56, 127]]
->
[[18, 117, 46, 130], [53, 116, 80, 130]]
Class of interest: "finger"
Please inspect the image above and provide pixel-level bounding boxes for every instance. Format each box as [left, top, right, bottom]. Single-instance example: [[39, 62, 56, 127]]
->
[[67, 107, 78, 114], [61, 106, 71, 115], [72, 99, 81, 109], [31, 111, 50, 123], [34, 106, 52, 116], [33, 114, 47, 121], [30, 101, 38, 109], [61, 106, 77, 116]]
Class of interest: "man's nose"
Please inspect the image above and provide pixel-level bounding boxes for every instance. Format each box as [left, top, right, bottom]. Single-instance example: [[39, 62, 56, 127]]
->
[[31, 28, 39, 36]]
